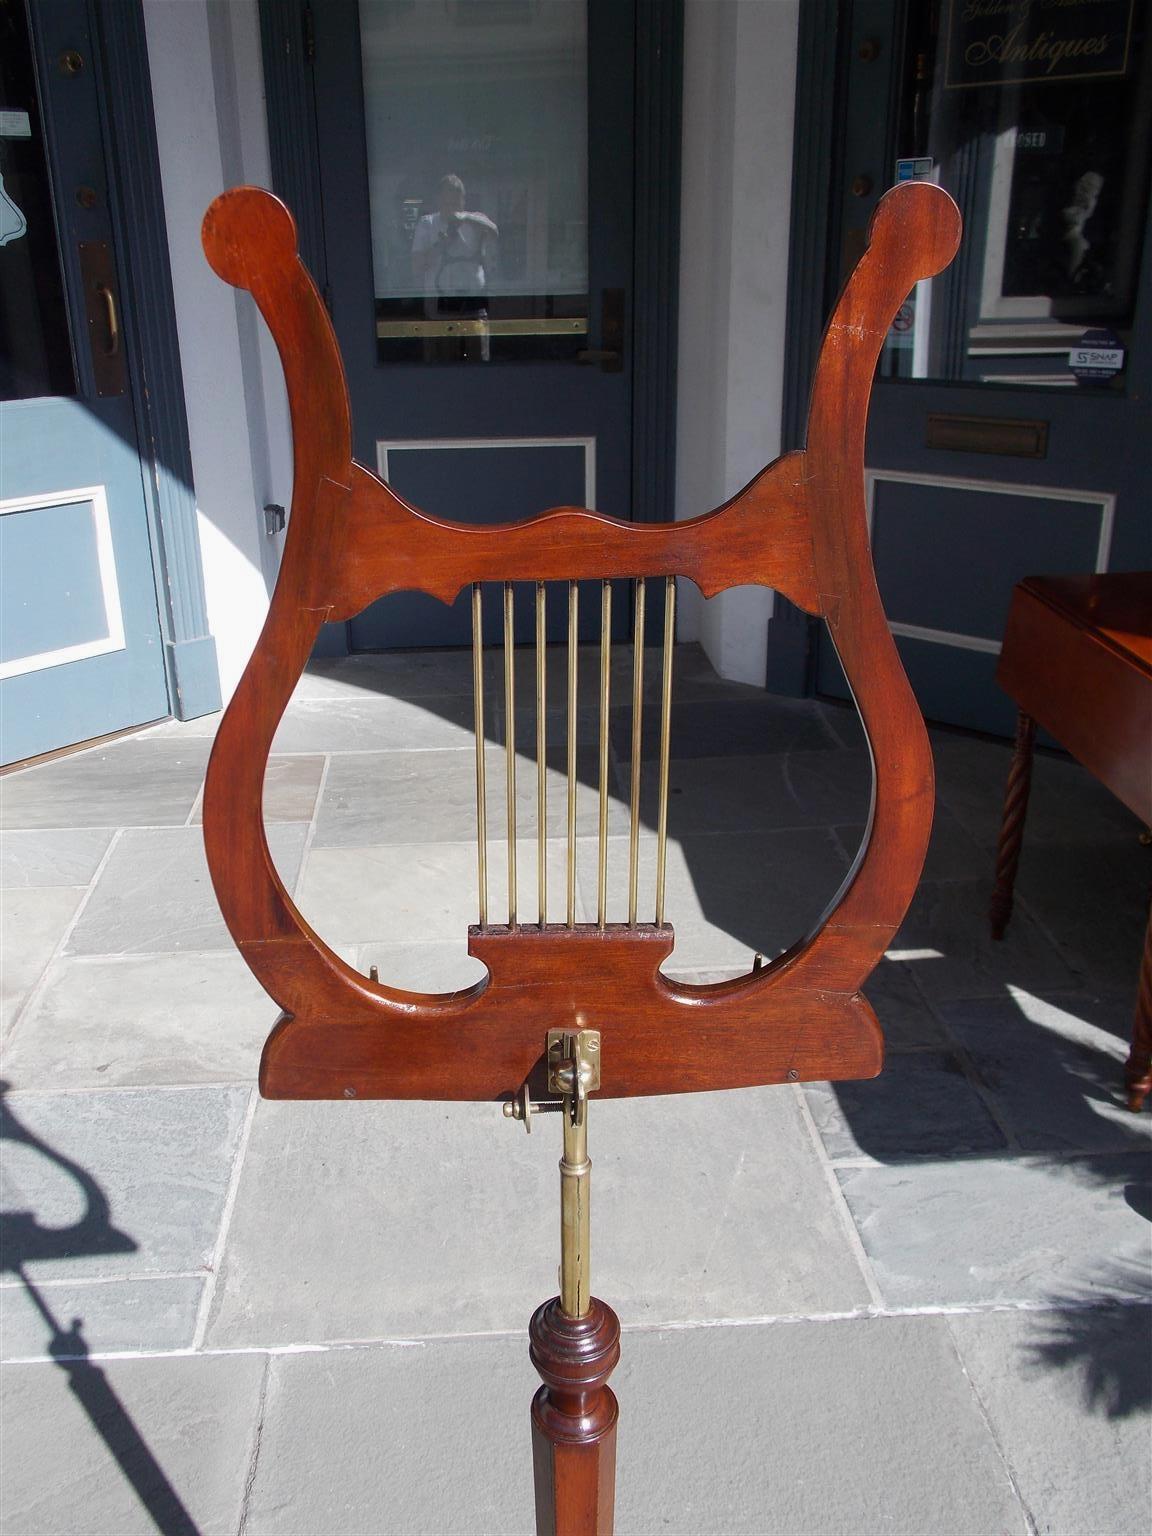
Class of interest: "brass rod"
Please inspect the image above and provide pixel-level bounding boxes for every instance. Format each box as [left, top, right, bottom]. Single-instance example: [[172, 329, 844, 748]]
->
[[504, 583, 517, 925], [536, 582, 547, 927], [566, 581, 578, 926], [628, 578, 646, 925], [655, 576, 676, 925], [597, 580, 612, 928], [559, 1095, 591, 1318], [471, 584, 488, 927]]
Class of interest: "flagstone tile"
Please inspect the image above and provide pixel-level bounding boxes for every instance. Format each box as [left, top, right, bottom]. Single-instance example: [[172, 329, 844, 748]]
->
[[242, 1314, 1024, 1536], [0, 739, 211, 830], [1, 887, 84, 1033], [0, 1352, 266, 1535], [271, 694, 476, 753], [804, 1050, 1008, 1163], [203, 1085, 869, 1349], [576, 828, 849, 970], [189, 754, 325, 825], [612, 694, 839, 763], [3, 953, 278, 1089], [0, 828, 114, 888], [0, 1085, 250, 1282], [296, 649, 478, 701], [0, 1276, 202, 1360], [64, 824, 306, 956], [312, 744, 624, 848], [890, 879, 1079, 1003], [837, 1153, 1151, 1308], [295, 836, 581, 948], [937, 992, 1152, 1153], [946, 1304, 1151, 1536]]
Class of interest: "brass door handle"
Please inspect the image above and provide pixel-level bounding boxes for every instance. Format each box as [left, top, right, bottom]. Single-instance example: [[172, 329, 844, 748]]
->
[[95, 282, 119, 356]]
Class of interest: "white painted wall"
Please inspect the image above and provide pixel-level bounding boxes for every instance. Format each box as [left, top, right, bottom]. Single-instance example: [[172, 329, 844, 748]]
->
[[143, 0, 291, 703], [675, 0, 799, 687]]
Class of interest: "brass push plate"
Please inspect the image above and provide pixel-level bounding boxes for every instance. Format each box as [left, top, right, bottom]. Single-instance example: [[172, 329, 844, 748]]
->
[[78, 241, 127, 397], [926, 413, 1048, 458]]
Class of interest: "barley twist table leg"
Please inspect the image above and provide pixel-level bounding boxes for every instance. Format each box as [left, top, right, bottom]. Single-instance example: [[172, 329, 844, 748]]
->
[[990, 709, 1036, 941], [1124, 905, 1152, 1113]]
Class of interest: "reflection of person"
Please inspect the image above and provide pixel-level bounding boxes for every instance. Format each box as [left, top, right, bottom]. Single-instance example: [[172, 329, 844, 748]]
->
[[412, 174, 498, 295], [1061, 171, 1103, 279]]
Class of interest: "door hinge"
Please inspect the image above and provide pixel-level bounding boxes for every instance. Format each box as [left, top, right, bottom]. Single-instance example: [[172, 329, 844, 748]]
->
[[302, 3, 315, 63]]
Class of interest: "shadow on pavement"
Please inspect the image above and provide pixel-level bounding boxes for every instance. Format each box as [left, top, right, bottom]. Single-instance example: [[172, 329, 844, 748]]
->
[[1, 1083, 201, 1536], [1024, 1259, 1152, 1419]]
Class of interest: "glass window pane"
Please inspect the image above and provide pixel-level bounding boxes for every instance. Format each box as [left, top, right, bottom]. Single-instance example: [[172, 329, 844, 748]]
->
[[0, 0, 75, 401], [879, 0, 1149, 392], [359, 0, 588, 362]]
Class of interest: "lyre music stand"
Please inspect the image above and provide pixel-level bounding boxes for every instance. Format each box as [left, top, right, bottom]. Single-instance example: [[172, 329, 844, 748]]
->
[[200, 180, 961, 1534]]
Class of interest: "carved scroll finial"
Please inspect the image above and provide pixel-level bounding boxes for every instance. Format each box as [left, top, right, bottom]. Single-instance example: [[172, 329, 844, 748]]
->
[[202, 186, 300, 290]]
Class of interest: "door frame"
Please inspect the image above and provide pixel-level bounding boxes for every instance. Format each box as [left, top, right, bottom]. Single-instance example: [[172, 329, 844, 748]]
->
[[57, 0, 220, 720], [256, 0, 683, 657], [775, 0, 844, 698]]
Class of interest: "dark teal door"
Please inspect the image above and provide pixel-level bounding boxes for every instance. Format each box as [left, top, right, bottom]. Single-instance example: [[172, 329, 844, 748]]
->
[[815, 0, 1152, 736], [266, 0, 678, 652], [0, 0, 168, 764]]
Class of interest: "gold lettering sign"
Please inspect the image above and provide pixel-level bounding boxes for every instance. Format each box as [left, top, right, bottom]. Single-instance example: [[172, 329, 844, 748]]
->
[[944, 0, 1135, 89]]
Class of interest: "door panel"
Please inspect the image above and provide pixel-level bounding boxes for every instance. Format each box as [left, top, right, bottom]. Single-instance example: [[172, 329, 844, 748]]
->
[[307, 0, 642, 650], [0, 0, 167, 764], [816, 0, 1152, 735], [348, 438, 593, 650]]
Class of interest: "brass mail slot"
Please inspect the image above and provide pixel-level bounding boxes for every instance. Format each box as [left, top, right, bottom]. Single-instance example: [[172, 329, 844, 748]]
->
[[377, 317, 589, 339], [926, 414, 1049, 458]]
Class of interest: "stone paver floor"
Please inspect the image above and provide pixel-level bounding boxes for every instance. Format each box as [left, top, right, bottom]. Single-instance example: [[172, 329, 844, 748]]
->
[[1, 644, 1149, 1535]]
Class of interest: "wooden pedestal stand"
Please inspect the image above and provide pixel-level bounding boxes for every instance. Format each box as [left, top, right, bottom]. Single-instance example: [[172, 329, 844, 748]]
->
[[198, 179, 961, 1536]]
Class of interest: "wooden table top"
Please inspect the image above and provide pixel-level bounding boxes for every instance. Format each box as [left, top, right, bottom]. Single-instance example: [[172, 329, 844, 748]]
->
[[998, 572, 1152, 826], [1021, 574, 1152, 675]]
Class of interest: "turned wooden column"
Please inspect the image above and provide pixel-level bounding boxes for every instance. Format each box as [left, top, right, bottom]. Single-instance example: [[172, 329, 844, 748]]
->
[[990, 709, 1036, 940], [1124, 908, 1152, 1113], [529, 1296, 620, 1535]]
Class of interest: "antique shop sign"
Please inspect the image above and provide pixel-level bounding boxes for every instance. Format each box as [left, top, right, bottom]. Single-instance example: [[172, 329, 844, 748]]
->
[[945, 0, 1135, 89]]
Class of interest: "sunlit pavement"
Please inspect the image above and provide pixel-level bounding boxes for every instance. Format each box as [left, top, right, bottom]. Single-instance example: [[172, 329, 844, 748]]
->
[[2, 645, 1149, 1535]]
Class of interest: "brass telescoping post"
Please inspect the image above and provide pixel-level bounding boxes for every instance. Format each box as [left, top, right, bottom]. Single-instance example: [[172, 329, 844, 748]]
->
[[549, 1029, 600, 1318]]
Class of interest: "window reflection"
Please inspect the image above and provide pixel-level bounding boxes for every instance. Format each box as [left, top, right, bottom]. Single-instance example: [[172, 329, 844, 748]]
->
[[880, 0, 1149, 390], [360, 0, 589, 363]]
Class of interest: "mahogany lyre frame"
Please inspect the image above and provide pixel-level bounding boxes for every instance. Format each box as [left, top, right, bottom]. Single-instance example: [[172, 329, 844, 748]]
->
[[200, 179, 962, 1108]]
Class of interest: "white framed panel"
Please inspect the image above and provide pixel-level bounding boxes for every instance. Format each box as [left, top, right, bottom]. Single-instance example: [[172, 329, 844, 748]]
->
[[377, 436, 597, 512], [864, 468, 1116, 655], [0, 485, 126, 681]]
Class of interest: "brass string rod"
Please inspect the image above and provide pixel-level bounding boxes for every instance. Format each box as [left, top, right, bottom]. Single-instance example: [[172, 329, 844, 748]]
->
[[471, 584, 487, 927], [504, 582, 517, 925], [566, 581, 579, 927], [597, 581, 612, 927], [536, 582, 547, 927], [628, 578, 646, 925], [655, 576, 676, 925]]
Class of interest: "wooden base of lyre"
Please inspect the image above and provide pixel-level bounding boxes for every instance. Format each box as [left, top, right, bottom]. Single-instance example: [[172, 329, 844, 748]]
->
[[530, 1297, 621, 1536]]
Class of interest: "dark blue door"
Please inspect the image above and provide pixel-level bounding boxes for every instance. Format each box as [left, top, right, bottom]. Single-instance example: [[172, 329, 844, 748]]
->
[[296, 0, 659, 650], [816, 1, 1152, 736], [0, 0, 168, 764]]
